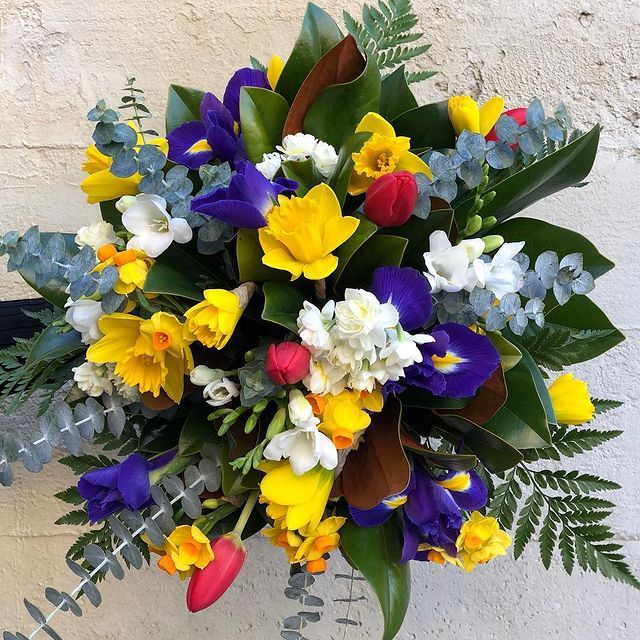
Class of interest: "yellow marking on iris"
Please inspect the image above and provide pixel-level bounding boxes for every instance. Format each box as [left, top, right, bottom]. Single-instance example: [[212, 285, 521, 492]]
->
[[431, 352, 464, 373], [187, 139, 213, 155], [383, 496, 408, 509], [437, 472, 471, 492]]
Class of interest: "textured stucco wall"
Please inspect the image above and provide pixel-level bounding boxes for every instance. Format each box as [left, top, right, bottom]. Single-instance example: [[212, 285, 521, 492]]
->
[[1, 0, 639, 637]]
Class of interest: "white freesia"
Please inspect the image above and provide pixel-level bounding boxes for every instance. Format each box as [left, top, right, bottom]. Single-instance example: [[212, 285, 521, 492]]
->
[[277, 133, 318, 160], [264, 392, 337, 476], [472, 241, 526, 299], [256, 152, 282, 180], [423, 230, 484, 293], [189, 365, 225, 387], [120, 194, 193, 258], [64, 298, 104, 344], [73, 361, 113, 397], [74, 221, 122, 251], [304, 357, 347, 396], [203, 378, 240, 407], [310, 140, 338, 178], [297, 300, 335, 353]]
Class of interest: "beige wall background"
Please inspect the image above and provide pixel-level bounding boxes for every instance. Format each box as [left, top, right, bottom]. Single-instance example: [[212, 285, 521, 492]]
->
[[1, 0, 639, 637]]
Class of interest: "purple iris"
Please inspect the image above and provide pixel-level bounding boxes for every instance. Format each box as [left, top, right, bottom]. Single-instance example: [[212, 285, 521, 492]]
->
[[167, 68, 268, 170], [386, 322, 500, 398], [78, 452, 173, 523], [190, 160, 297, 228], [370, 266, 432, 331], [350, 465, 488, 562]]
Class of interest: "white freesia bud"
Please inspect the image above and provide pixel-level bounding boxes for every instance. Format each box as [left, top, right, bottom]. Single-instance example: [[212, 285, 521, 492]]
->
[[190, 365, 226, 387], [74, 221, 123, 251], [64, 298, 104, 344], [115, 195, 139, 213], [287, 389, 319, 429], [73, 361, 113, 397], [203, 378, 240, 407], [256, 152, 282, 180]]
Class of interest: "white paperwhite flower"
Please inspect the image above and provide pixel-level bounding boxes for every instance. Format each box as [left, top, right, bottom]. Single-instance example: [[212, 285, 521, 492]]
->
[[380, 332, 434, 380], [256, 152, 282, 180], [423, 230, 484, 294], [335, 289, 398, 362], [310, 140, 338, 178], [304, 357, 347, 396], [264, 392, 337, 475], [74, 221, 123, 251], [203, 377, 239, 407], [277, 133, 318, 160], [120, 194, 193, 258], [64, 298, 104, 345], [73, 361, 113, 397], [472, 241, 526, 300], [297, 300, 335, 354], [189, 365, 225, 387], [105, 364, 140, 403]]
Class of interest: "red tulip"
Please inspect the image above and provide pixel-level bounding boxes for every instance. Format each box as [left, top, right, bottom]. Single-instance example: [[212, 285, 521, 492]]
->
[[363, 171, 418, 227], [186, 533, 246, 613], [485, 107, 527, 145], [265, 342, 310, 385]]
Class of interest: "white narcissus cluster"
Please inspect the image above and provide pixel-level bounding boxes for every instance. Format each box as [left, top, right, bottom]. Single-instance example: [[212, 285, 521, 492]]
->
[[297, 289, 433, 394], [73, 361, 113, 397], [64, 298, 104, 345], [423, 230, 525, 300], [256, 133, 339, 180]]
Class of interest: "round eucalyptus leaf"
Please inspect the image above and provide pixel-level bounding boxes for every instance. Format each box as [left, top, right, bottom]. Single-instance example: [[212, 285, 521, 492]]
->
[[199, 456, 222, 492], [80, 580, 102, 608], [107, 516, 133, 544], [110, 150, 138, 178], [39, 413, 62, 446], [280, 631, 302, 640], [120, 542, 143, 570], [42, 625, 63, 640], [34, 439, 54, 465], [105, 551, 125, 580], [112, 123, 138, 149], [181, 490, 203, 519], [92, 122, 115, 145], [289, 572, 314, 589], [184, 466, 204, 493], [143, 517, 166, 548], [66, 558, 92, 581], [44, 587, 67, 610], [0, 461, 14, 487], [297, 611, 321, 623], [23, 598, 46, 624], [283, 616, 305, 631], [300, 595, 324, 607], [84, 543, 107, 570], [20, 441, 43, 473], [118, 509, 145, 534], [106, 405, 126, 439], [162, 475, 184, 498], [284, 587, 304, 600], [60, 592, 83, 617]]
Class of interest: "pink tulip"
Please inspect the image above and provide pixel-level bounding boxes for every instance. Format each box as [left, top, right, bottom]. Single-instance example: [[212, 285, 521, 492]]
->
[[186, 533, 246, 613], [265, 342, 310, 385], [485, 107, 528, 146]]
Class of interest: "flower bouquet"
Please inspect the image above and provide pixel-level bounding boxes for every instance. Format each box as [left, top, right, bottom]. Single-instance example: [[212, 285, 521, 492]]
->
[[1, 1, 635, 638]]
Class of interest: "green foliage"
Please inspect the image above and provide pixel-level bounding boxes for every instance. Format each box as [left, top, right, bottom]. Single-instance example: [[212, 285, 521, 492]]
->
[[55, 486, 84, 506], [487, 418, 639, 589], [261, 281, 307, 332], [119, 77, 158, 141], [58, 454, 119, 476], [165, 84, 205, 134], [55, 509, 89, 526], [343, 0, 435, 82], [593, 398, 624, 414]]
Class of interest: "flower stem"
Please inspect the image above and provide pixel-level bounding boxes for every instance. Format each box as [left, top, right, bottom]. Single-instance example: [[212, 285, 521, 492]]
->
[[314, 278, 327, 301], [232, 490, 259, 537]]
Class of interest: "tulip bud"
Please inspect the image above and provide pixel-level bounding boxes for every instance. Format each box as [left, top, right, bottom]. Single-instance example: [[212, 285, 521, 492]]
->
[[186, 533, 246, 613], [265, 342, 310, 385], [363, 171, 418, 227], [486, 107, 528, 146]]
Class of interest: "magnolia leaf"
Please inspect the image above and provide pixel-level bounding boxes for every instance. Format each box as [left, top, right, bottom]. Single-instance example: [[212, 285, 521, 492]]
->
[[261, 280, 307, 332], [166, 84, 205, 134], [400, 430, 477, 471]]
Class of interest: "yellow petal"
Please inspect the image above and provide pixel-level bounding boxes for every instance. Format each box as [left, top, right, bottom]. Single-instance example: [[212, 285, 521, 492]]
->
[[267, 54, 285, 90], [303, 255, 339, 280], [82, 145, 110, 174], [80, 169, 140, 205], [321, 215, 359, 254], [262, 247, 304, 280], [448, 96, 481, 136], [260, 463, 320, 506], [479, 96, 505, 137], [396, 151, 433, 179], [163, 352, 185, 403], [355, 112, 396, 138], [347, 169, 374, 196], [306, 183, 341, 220]]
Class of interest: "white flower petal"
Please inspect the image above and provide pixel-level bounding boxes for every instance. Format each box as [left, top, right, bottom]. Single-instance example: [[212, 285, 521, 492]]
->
[[169, 217, 193, 244]]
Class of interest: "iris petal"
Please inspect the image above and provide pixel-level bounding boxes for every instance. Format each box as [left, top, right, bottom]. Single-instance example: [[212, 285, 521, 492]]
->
[[168, 121, 214, 169]]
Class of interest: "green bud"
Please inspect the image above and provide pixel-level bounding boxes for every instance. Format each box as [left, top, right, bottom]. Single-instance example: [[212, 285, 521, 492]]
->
[[483, 190, 496, 205], [253, 398, 269, 414], [242, 455, 253, 475], [244, 350, 255, 363], [469, 199, 483, 216], [208, 408, 233, 421], [465, 215, 483, 236], [244, 413, 258, 434], [482, 235, 504, 253], [202, 499, 220, 510], [276, 388, 287, 399], [481, 216, 498, 229], [252, 443, 265, 469], [266, 406, 287, 440]]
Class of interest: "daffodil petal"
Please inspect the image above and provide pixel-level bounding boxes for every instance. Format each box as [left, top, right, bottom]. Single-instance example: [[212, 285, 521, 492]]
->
[[355, 112, 396, 137], [262, 247, 304, 280], [303, 255, 339, 280], [479, 96, 505, 137], [396, 151, 433, 179]]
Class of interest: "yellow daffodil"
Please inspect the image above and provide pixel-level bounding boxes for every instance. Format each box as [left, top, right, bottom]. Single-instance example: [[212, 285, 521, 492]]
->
[[93, 245, 155, 295], [86, 311, 194, 402], [348, 112, 432, 196], [80, 127, 169, 204], [294, 516, 346, 567], [548, 373, 595, 425], [258, 183, 359, 281], [318, 388, 383, 449], [258, 461, 334, 531], [455, 512, 511, 572], [262, 519, 304, 563], [447, 95, 505, 137], [145, 524, 214, 580], [267, 54, 285, 90], [417, 543, 462, 568], [184, 283, 255, 349]]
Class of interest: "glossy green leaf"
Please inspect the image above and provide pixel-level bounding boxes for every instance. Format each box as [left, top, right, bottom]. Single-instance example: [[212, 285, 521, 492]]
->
[[261, 281, 306, 332], [437, 414, 523, 472], [18, 233, 77, 309], [401, 389, 471, 410], [275, 3, 343, 104], [166, 84, 205, 134], [487, 332, 522, 373], [304, 55, 381, 149], [236, 229, 289, 283], [493, 217, 614, 279], [25, 324, 83, 369], [179, 405, 218, 456], [328, 131, 370, 206], [455, 124, 601, 225], [280, 158, 324, 196], [336, 234, 407, 290], [391, 100, 455, 151], [401, 431, 477, 471], [516, 343, 557, 427], [482, 355, 552, 449], [99, 200, 124, 232], [380, 66, 418, 122], [333, 212, 378, 282], [239, 87, 289, 165], [542, 295, 625, 363], [340, 518, 411, 640], [144, 245, 225, 301]]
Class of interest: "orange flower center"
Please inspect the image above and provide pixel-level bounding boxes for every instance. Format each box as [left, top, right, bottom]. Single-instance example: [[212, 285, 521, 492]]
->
[[97, 243, 117, 262], [113, 249, 138, 266], [153, 331, 172, 351]]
